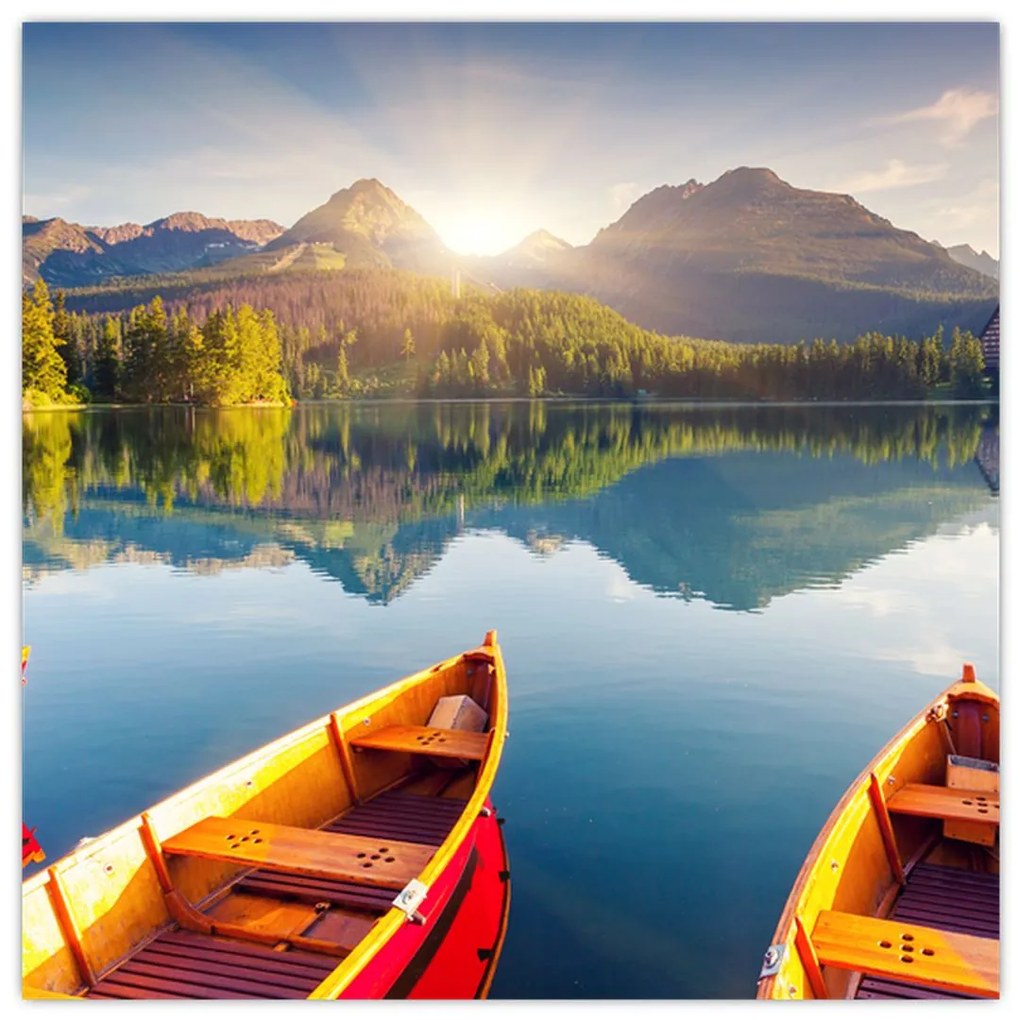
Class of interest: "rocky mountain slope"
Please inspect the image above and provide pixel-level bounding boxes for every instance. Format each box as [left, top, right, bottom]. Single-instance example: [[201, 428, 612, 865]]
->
[[28, 168, 996, 343], [22, 213, 283, 287], [262, 178, 451, 274]]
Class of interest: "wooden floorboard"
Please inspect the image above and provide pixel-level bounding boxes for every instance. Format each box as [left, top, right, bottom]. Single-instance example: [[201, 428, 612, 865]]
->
[[855, 863, 999, 1000], [86, 790, 468, 999]]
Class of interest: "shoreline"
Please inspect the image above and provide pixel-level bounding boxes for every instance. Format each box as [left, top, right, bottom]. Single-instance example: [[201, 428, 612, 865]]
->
[[23, 396, 1000, 413]]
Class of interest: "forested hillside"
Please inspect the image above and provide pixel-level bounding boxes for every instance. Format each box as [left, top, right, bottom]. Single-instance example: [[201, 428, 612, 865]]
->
[[47, 270, 989, 404]]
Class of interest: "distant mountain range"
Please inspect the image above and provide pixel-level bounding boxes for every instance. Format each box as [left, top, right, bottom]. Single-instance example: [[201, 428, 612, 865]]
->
[[943, 243, 998, 280], [23, 212, 283, 287], [24, 169, 998, 343]]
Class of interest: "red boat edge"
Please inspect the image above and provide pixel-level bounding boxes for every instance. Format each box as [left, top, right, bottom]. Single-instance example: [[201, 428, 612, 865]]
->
[[340, 795, 511, 999]]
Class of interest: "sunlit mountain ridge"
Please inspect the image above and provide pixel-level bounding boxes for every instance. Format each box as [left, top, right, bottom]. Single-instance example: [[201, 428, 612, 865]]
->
[[26, 169, 996, 344]]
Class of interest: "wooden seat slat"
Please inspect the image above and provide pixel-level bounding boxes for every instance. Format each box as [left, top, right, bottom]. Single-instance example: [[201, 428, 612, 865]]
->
[[161, 816, 432, 891], [349, 724, 488, 761], [886, 784, 998, 825], [813, 909, 998, 998]]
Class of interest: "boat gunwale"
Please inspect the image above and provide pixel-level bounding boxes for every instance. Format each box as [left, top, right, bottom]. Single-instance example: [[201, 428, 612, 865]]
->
[[22, 646, 470, 896], [23, 636, 507, 1002], [756, 675, 998, 1000], [308, 635, 509, 998]]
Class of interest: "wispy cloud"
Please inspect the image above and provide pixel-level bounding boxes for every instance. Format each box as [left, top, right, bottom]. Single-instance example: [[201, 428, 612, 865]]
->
[[833, 159, 948, 195], [922, 178, 999, 243], [881, 88, 997, 147], [610, 182, 641, 214]]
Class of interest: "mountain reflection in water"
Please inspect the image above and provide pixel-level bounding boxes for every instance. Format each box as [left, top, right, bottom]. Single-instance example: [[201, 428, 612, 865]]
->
[[23, 401, 995, 611]]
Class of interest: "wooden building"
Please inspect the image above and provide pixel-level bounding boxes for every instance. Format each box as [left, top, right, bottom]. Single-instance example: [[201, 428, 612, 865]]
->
[[980, 306, 999, 371]]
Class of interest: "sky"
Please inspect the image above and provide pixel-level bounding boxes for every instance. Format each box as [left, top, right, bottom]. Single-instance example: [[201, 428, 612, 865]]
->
[[19, 20, 1001, 257]]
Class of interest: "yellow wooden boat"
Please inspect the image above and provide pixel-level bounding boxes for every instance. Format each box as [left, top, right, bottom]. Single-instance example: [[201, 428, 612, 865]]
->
[[757, 664, 998, 1000], [23, 631, 510, 1000]]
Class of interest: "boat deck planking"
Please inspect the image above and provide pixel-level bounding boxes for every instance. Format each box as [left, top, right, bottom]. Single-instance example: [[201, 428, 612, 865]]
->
[[855, 862, 999, 1000], [84, 784, 471, 1000]]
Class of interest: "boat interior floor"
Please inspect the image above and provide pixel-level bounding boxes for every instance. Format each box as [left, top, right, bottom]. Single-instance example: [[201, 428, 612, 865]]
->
[[84, 771, 473, 1000], [855, 861, 999, 1000]]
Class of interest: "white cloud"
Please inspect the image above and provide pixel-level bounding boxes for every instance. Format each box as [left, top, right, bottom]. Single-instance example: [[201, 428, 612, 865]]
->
[[833, 159, 948, 195], [883, 88, 998, 147]]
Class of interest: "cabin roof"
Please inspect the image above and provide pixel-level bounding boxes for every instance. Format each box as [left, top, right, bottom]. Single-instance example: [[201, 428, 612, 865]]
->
[[980, 306, 999, 370]]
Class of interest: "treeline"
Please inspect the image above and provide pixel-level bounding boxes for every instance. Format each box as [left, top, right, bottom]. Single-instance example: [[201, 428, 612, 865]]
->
[[47, 271, 991, 403], [415, 291, 989, 400], [23, 280, 289, 407]]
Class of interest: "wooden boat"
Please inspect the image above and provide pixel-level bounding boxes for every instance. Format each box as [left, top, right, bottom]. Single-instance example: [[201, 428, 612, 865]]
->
[[757, 664, 998, 1001], [22, 631, 510, 1000]]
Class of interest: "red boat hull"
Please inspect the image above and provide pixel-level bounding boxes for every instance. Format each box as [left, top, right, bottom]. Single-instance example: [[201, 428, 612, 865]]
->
[[339, 796, 510, 999]]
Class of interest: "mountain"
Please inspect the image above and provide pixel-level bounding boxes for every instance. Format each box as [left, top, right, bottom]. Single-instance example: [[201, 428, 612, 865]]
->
[[542, 167, 996, 342], [23, 217, 103, 285], [22, 213, 284, 287], [944, 243, 998, 280], [29, 169, 997, 343], [586, 167, 955, 281], [453, 168, 995, 341], [460, 229, 574, 290], [500, 229, 573, 266], [263, 178, 451, 274]]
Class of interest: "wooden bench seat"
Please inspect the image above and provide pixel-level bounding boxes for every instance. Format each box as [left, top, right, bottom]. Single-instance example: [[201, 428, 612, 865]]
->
[[349, 725, 488, 761], [886, 784, 998, 825], [812, 909, 998, 998], [162, 816, 433, 891]]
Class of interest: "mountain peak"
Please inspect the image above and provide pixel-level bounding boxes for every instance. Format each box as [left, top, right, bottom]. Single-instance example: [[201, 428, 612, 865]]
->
[[326, 178, 402, 207], [719, 166, 782, 184], [707, 166, 788, 200], [266, 179, 448, 271], [944, 242, 999, 280], [501, 229, 573, 265], [517, 228, 572, 249]]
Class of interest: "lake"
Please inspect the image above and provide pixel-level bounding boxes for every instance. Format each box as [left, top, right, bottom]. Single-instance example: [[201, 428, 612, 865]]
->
[[21, 400, 999, 999]]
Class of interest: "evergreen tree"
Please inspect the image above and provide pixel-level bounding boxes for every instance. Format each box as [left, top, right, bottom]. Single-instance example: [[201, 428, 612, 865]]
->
[[401, 328, 416, 360], [948, 327, 986, 399], [121, 297, 169, 401], [52, 290, 81, 386], [94, 316, 122, 400], [22, 279, 69, 401], [918, 332, 942, 391]]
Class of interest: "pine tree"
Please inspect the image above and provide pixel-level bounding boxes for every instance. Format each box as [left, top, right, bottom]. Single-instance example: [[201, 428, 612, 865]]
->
[[948, 327, 986, 399], [401, 328, 416, 360], [121, 297, 169, 401], [918, 333, 942, 390], [52, 290, 81, 386], [94, 316, 121, 400], [22, 279, 69, 401]]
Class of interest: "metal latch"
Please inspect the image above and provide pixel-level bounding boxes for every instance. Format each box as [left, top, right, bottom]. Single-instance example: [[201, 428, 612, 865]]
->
[[758, 943, 786, 980], [392, 879, 430, 924]]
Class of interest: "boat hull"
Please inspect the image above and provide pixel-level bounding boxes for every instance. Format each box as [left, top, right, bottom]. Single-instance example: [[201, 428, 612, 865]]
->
[[757, 669, 999, 1000], [340, 795, 510, 999], [23, 633, 511, 1000]]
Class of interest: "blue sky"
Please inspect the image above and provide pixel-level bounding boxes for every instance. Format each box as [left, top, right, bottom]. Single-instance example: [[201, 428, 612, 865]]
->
[[22, 21, 1000, 255]]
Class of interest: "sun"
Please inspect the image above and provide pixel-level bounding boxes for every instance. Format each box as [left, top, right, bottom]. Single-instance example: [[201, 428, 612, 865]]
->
[[435, 208, 526, 257]]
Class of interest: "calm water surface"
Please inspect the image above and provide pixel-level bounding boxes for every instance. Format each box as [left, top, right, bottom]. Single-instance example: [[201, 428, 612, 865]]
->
[[22, 401, 999, 999]]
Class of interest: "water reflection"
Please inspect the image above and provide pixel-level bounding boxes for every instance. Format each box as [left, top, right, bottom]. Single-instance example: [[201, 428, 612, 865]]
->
[[23, 402, 995, 609]]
